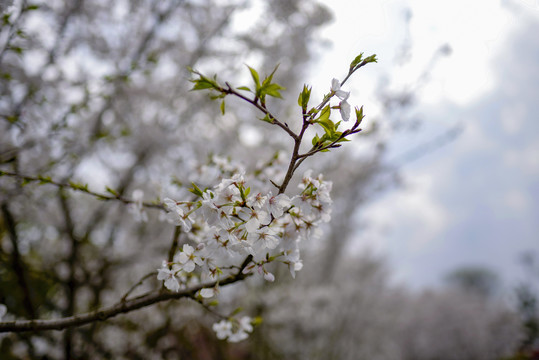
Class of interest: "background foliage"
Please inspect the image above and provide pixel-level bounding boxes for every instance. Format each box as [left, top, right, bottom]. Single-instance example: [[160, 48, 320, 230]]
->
[[0, 0, 536, 359]]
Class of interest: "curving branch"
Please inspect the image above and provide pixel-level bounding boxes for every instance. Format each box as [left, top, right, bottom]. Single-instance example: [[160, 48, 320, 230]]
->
[[0, 268, 252, 333]]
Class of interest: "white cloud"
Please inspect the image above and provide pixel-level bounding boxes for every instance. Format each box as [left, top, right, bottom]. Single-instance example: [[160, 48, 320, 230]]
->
[[315, 0, 517, 106], [503, 189, 530, 213], [500, 101, 527, 135], [503, 141, 539, 176], [360, 171, 449, 252]]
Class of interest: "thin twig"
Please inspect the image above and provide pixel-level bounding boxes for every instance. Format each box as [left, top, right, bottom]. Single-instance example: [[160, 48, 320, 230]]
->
[[121, 272, 158, 302], [223, 83, 299, 140], [0, 170, 165, 211]]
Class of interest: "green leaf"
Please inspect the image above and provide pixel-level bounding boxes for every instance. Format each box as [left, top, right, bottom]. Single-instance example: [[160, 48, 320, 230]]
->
[[105, 186, 119, 196], [247, 66, 260, 88], [237, 86, 251, 92], [349, 53, 364, 70], [69, 181, 89, 192], [298, 84, 312, 110], [239, 184, 249, 201], [220, 100, 225, 115], [230, 307, 243, 316], [262, 64, 280, 87], [3, 14, 11, 26], [189, 69, 221, 92], [318, 105, 331, 123], [312, 134, 320, 146], [317, 118, 336, 137], [355, 106, 365, 125], [364, 54, 378, 63], [190, 77, 217, 91], [9, 46, 23, 55], [188, 182, 204, 197], [37, 175, 52, 185], [252, 316, 263, 326], [260, 114, 274, 124], [6, 115, 18, 124], [146, 51, 159, 64], [209, 93, 226, 100], [329, 131, 343, 142], [261, 83, 285, 99]]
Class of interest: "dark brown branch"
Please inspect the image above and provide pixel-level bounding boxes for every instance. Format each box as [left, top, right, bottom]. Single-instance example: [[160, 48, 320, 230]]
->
[[277, 117, 312, 194], [167, 226, 182, 265], [0, 271, 251, 333], [223, 83, 299, 140], [58, 190, 79, 358], [1, 202, 36, 319]]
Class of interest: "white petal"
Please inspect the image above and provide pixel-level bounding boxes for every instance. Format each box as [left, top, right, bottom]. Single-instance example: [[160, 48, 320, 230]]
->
[[335, 89, 350, 100], [200, 288, 215, 298], [163, 198, 177, 210], [183, 244, 194, 254], [340, 101, 351, 121], [331, 78, 340, 91], [258, 210, 270, 225], [157, 268, 171, 280], [178, 252, 189, 264], [245, 218, 259, 233], [239, 316, 254, 333], [164, 277, 180, 292], [263, 271, 275, 282], [182, 261, 196, 273], [228, 331, 249, 343]]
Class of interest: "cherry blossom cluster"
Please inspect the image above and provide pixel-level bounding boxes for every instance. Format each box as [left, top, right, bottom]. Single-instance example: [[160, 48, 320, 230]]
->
[[158, 169, 332, 285], [156, 168, 332, 340], [151, 55, 377, 342], [212, 316, 254, 343]]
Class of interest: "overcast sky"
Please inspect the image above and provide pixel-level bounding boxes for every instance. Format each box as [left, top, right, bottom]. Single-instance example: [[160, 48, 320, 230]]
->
[[312, 0, 539, 290]]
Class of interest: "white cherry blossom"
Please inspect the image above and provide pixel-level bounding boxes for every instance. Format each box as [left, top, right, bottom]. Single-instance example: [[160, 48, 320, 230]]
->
[[213, 320, 232, 340], [176, 244, 203, 273], [267, 193, 291, 218], [157, 262, 181, 292], [331, 78, 351, 121], [238, 207, 270, 233], [248, 226, 280, 250], [163, 198, 193, 231]]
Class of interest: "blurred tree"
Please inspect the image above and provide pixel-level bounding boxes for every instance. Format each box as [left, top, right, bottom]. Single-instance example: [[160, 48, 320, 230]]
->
[[0, 1, 524, 359], [513, 252, 539, 359], [0, 0, 336, 358], [444, 266, 501, 298]]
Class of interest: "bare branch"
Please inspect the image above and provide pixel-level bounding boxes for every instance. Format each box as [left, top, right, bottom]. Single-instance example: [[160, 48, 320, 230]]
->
[[0, 170, 165, 211], [0, 270, 251, 333]]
